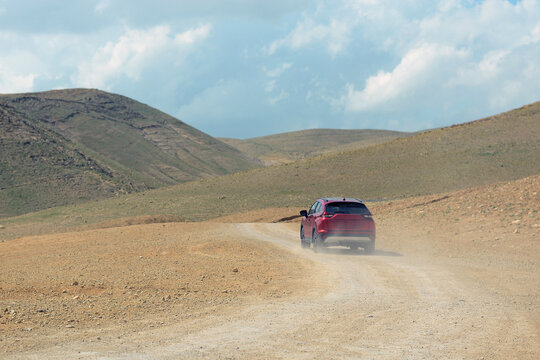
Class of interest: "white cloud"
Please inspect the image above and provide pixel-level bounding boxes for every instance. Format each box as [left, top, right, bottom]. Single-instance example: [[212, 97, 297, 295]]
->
[[264, 63, 290, 93], [0, 46, 41, 93], [74, 25, 170, 88], [1, 0, 540, 136], [175, 24, 211, 44], [330, 0, 540, 121], [94, 0, 111, 14], [73, 24, 211, 89], [268, 89, 289, 105], [343, 44, 465, 111], [519, 22, 540, 45], [264, 62, 292, 78], [449, 50, 510, 87], [266, 15, 356, 56], [265, 79, 276, 93], [0, 68, 34, 93], [263, 63, 292, 101]]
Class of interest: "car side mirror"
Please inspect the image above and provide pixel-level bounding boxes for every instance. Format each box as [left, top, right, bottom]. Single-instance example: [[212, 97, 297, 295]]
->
[[300, 210, 308, 217]]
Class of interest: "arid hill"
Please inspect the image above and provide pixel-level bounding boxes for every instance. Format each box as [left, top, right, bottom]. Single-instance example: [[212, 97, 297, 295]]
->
[[1, 102, 538, 240], [0, 103, 135, 217], [220, 128, 408, 165], [0, 89, 258, 217]]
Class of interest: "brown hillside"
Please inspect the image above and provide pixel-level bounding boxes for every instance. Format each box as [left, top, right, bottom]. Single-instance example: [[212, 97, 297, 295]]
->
[[220, 128, 408, 165], [0, 89, 259, 216], [0, 104, 135, 218], [1, 102, 538, 240]]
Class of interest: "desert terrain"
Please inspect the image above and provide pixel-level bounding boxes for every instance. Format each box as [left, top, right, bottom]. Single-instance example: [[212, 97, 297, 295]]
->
[[1, 174, 538, 359]]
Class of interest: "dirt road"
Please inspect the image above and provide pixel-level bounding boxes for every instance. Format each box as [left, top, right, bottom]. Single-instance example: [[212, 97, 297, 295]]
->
[[5, 220, 537, 359]]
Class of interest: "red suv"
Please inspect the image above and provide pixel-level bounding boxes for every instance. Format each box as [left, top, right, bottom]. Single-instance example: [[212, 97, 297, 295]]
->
[[300, 198, 375, 253]]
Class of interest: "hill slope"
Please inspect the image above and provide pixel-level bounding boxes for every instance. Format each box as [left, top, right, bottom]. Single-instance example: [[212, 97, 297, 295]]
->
[[0, 89, 258, 216], [2, 102, 538, 236], [220, 129, 408, 165], [0, 104, 136, 217]]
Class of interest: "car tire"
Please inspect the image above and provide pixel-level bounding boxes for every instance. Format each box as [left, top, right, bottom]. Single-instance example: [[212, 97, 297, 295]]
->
[[364, 241, 375, 254], [312, 231, 322, 253], [300, 226, 309, 249]]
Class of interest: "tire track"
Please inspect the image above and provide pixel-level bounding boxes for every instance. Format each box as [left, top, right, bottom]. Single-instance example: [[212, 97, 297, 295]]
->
[[12, 223, 538, 359]]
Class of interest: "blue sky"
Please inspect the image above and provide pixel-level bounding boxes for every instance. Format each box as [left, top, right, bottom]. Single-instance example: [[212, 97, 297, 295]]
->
[[0, 0, 539, 138]]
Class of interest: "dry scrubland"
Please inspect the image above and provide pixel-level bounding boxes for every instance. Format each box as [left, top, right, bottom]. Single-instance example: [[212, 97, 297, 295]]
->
[[219, 128, 408, 165], [0, 174, 538, 358], [1, 102, 539, 242], [0, 101, 539, 358], [0, 223, 319, 354]]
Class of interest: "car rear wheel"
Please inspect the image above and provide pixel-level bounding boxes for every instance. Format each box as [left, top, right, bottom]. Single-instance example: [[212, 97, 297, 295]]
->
[[364, 241, 375, 254], [312, 231, 323, 253], [300, 226, 310, 249]]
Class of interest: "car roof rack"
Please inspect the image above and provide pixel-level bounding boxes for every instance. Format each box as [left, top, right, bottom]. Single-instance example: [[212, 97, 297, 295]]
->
[[321, 197, 364, 203]]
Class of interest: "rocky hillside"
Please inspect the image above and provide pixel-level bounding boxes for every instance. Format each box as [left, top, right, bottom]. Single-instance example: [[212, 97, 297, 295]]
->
[[0, 89, 259, 217], [2, 101, 538, 237], [0, 103, 135, 217]]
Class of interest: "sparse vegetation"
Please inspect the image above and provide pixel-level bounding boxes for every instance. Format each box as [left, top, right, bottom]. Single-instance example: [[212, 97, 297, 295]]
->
[[220, 128, 409, 165], [0, 89, 259, 216], [1, 101, 539, 241]]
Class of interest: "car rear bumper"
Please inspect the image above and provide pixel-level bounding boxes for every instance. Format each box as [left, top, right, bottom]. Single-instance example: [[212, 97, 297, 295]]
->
[[320, 234, 375, 247]]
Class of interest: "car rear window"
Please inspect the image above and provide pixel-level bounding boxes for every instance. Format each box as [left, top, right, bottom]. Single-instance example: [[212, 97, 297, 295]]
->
[[325, 202, 370, 215]]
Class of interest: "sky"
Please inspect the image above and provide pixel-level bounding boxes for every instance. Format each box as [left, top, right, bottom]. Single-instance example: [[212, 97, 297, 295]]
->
[[0, 0, 539, 138]]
